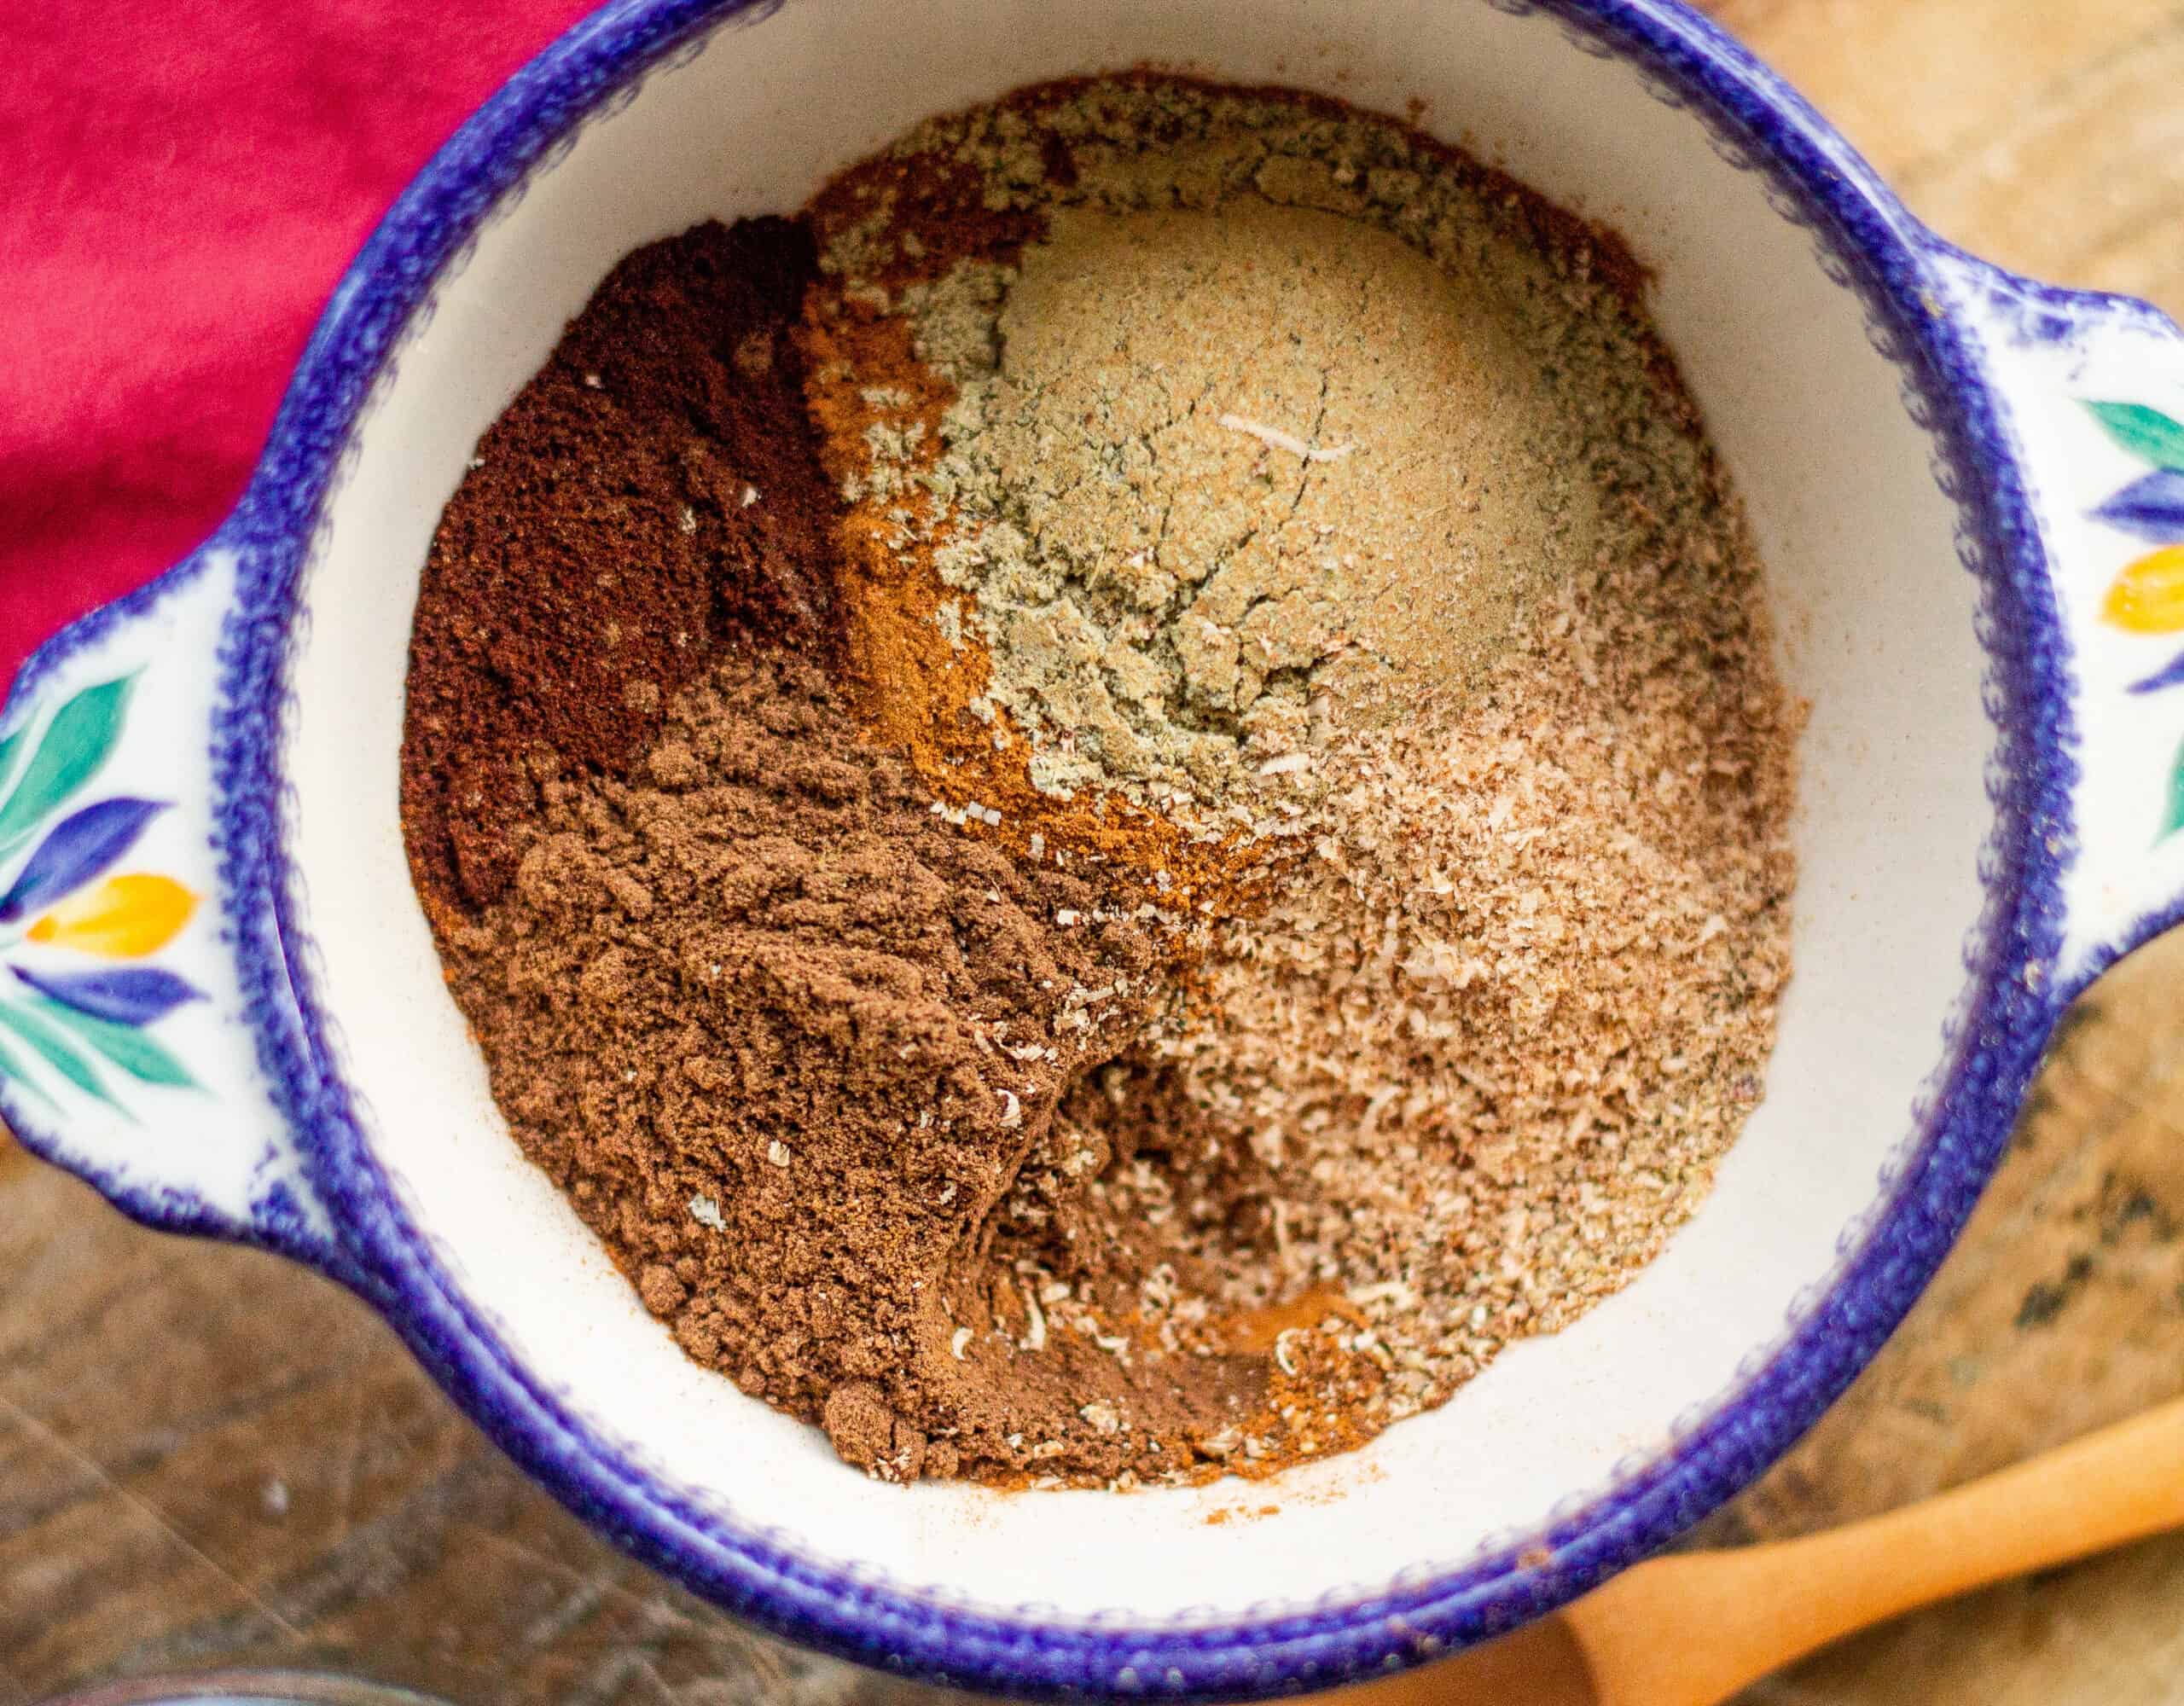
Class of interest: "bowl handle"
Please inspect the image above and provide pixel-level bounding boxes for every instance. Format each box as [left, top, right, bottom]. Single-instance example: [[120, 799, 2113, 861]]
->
[[1928, 244, 2184, 999], [0, 533, 364, 1291]]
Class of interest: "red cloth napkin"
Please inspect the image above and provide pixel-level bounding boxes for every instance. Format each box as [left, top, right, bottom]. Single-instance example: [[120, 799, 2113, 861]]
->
[[1, 0, 598, 685]]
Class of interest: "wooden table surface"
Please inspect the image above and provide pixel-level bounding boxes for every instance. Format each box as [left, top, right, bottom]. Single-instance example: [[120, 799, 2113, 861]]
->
[[8, 3, 2184, 1701]]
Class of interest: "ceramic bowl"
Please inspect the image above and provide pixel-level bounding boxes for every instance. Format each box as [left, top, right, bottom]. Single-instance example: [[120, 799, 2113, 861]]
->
[[11, 0, 2184, 1694]]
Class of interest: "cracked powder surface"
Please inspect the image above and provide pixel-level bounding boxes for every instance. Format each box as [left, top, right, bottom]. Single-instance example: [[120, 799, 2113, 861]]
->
[[816, 87, 1634, 834]]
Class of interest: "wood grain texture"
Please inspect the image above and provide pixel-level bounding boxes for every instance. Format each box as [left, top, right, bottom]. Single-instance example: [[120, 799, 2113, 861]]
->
[[5, 4, 2182, 1701]]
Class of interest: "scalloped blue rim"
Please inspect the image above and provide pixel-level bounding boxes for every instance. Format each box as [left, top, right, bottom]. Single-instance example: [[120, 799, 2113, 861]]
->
[[1, 0, 2162, 1693]]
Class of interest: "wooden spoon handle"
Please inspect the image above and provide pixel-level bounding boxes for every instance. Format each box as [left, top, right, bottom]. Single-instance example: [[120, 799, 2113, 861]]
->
[[1571, 1392, 2184, 1706]]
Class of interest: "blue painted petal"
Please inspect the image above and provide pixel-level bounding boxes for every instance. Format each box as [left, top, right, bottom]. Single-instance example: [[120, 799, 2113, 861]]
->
[[2129, 649, 2184, 696], [0, 798, 166, 923], [2093, 469, 2184, 543], [11, 964, 203, 1026]]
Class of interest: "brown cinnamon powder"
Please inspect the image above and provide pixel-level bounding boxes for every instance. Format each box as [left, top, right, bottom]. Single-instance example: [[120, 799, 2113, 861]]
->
[[435, 651, 1277, 1483]]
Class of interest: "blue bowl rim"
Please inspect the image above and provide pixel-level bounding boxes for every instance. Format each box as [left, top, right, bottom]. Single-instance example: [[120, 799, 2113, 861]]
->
[[12, 0, 2105, 1694]]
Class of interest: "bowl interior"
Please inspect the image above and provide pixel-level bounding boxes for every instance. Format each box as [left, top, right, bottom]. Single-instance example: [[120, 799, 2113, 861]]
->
[[282, 0, 1991, 1622]]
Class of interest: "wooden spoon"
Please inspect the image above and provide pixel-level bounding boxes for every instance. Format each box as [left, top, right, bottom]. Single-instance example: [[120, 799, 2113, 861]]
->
[[1342, 1392, 2184, 1706]]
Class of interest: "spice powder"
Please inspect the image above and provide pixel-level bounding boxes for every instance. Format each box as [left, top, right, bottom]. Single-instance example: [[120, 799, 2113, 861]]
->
[[401, 74, 1798, 1488]]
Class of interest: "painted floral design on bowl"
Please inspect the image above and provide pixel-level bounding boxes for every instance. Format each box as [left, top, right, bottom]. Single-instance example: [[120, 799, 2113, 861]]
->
[[0, 676, 201, 1109]]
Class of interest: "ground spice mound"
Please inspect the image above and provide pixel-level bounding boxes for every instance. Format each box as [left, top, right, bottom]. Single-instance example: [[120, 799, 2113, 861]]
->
[[403, 75, 1799, 1488]]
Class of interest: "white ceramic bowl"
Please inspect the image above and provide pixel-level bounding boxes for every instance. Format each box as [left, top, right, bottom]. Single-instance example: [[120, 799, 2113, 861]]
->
[[9, 0, 2184, 1693]]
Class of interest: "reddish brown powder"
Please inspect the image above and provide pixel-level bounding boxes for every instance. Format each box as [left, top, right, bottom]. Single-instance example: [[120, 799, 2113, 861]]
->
[[401, 218, 842, 909]]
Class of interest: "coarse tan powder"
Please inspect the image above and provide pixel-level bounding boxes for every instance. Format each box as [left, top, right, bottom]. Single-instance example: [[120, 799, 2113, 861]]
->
[[402, 73, 1798, 1488]]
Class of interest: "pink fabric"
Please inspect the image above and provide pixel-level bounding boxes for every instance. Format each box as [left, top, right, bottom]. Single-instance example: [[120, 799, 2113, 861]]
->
[[1, 0, 598, 684]]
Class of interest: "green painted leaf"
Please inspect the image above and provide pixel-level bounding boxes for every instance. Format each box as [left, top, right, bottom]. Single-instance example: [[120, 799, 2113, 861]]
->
[[0, 725, 25, 794], [0, 1029, 59, 1114], [0, 676, 137, 857], [36, 997, 196, 1089], [2088, 401, 2184, 473], [0, 1001, 122, 1111], [2165, 734, 2184, 842]]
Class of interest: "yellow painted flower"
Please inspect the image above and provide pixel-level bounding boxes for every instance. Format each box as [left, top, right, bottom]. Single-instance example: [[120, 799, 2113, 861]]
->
[[2102, 545, 2184, 635], [26, 873, 197, 959]]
